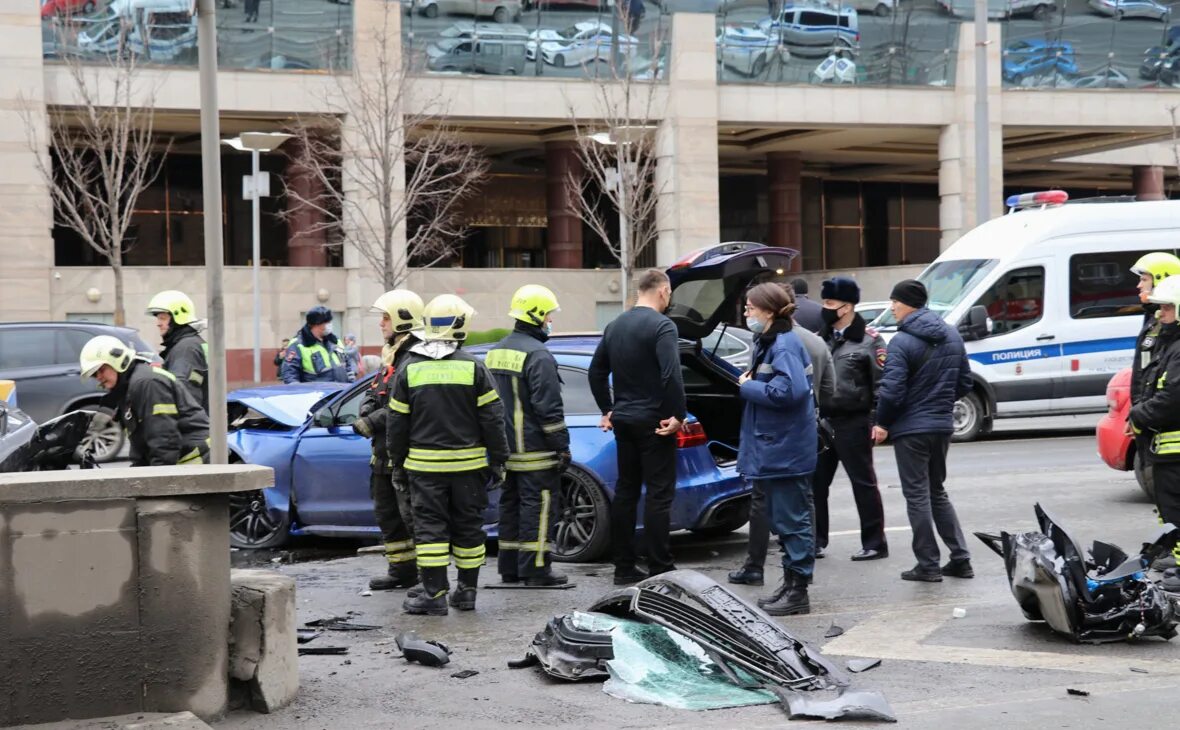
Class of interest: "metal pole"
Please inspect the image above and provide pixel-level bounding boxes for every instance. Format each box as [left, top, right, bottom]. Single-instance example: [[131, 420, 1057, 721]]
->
[[618, 168, 628, 307], [198, 0, 227, 464], [251, 149, 261, 384], [973, 0, 990, 225]]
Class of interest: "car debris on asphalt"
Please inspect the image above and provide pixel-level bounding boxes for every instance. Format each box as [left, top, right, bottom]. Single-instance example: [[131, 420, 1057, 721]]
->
[[976, 503, 1180, 643], [512, 569, 895, 722], [824, 623, 845, 638], [305, 616, 381, 632], [397, 632, 453, 667], [298, 646, 349, 656], [450, 669, 480, 679]]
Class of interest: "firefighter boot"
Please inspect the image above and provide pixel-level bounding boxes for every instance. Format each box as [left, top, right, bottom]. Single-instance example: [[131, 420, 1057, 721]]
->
[[449, 567, 480, 611], [403, 567, 448, 616], [762, 570, 810, 616], [370, 563, 417, 591], [525, 570, 569, 587]]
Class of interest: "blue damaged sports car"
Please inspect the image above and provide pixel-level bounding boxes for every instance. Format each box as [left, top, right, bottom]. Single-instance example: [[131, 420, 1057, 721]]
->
[[226, 242, 798, 562]]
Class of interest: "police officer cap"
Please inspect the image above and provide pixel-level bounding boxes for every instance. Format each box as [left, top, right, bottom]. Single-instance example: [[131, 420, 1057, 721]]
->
[[306, 306, 333, 326], [821, 276, 860, 305]]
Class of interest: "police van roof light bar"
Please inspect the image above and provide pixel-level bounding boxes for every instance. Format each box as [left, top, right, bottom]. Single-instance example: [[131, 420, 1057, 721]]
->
[[1005, 190, 1069, 213]]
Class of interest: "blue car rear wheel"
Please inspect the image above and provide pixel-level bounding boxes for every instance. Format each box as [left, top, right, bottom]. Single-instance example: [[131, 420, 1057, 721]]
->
[[552, 467, 610, 563], [229, 489, 290, 549]]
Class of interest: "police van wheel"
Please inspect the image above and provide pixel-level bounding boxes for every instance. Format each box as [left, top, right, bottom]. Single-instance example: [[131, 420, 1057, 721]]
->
[[951, 392, 984, 443], [552, 467, 610, 563], [1134, 452, 1156, 501]]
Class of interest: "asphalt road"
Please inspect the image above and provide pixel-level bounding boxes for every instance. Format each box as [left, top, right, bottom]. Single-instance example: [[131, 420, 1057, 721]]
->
[[215, 416, 1180, 730]]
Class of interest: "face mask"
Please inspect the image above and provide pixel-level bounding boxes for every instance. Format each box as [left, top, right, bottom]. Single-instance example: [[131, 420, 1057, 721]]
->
[[821, 307, 841, 326], [544, 322, 553, 335], [746, 317, 766, 334], [323, 323, 333, 336]]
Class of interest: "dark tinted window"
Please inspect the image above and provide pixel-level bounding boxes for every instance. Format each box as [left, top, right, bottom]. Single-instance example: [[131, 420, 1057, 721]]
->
[[0, 329, 58, 369], [837, 15, 851, 28], [58, 329, 95, 363], [559, 367, 600, 415], [1070, 250, 1174, 319], [972, 266, 1045, 337], [799, 11, 829, 25]]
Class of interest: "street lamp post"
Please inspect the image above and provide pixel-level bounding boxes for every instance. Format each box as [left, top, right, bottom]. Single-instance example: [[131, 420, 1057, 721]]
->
[[223, 132, 292, 384]]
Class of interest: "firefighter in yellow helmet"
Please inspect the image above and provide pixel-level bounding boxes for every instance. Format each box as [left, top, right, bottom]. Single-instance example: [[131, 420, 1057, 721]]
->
[[1129, 275, 1180, 578], [147, 290, 209, 411], [1128, 253, 1180, 480], [79, 335, 210, 467], [486, 285, 570, 586], [353, 289, 425, 591], [386, 294, 509, 615]]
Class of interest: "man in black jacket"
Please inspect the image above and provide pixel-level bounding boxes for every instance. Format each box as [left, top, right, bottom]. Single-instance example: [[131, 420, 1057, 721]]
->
[[589, 269, 686, 585], [790, 278, 824, 333], [813, 277, 888, 562], [147, 290, 208, 411], [873, 280, 973, 583]]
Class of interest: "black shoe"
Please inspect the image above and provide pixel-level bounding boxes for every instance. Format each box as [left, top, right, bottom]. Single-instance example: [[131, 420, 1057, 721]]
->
[[941, 558, 974, 579], [1162, 568, 1180, 593], [727, 565, 764, 586], [613, 568, 649, 586], [403, 591, 449, 616], [525, 572, 568, 587], [762, 570, 810, 616], [851, 549, 888, 562], [815, 545, 827, 559], [448, 586, 477, 611], [500, 574, 522, 584], [370, 569, 418, 591], [901, 566, 943, 583]]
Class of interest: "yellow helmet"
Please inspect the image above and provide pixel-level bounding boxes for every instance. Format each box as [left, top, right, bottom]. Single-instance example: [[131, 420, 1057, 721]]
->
[[370, 289, 425, 334], [509, 284, 560, 326], [421, 294, 475, 342], [79, 335, 136, 378], [146, 290, 197, 326], [1131, 252, 1180, 287], [1147, 275, 1180, 308]]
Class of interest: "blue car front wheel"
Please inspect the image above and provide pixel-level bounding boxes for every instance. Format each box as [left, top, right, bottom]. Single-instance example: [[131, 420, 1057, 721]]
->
[[552, 467, 610, 563], [229, 489, 290, 549]]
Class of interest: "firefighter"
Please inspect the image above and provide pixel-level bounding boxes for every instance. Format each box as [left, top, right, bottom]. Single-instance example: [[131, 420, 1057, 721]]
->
[[1129, 275, 1180, 572], [1130, 252, 1180, 412], [386, 294, 510, 615], [486, 285, 570, 586], [281, 306, 354, 384], [353, 290, 425, 591], [146, 290, 209, 411], [79, 335, 210, 467]]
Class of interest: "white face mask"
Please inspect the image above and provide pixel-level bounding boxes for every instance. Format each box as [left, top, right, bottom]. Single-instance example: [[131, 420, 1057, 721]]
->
[[323, 323, 333, 336]]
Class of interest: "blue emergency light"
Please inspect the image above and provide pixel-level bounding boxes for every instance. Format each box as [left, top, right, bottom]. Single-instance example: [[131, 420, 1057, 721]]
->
[[1005, 190, 1069, 211]]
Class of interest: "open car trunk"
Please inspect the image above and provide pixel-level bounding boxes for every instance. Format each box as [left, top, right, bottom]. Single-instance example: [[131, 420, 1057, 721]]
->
[[680, 338, 742, 462]]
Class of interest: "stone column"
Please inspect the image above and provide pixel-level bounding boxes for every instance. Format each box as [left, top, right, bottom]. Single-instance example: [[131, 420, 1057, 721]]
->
[[1132, 166, 1165, 201], [0, 6, 53, 320], [655, 12, 721, 266], [545, 141, 583, 269], [767, 152, 802, 271], [940, 22, 1003, 250], [284, 137, 329, 268]]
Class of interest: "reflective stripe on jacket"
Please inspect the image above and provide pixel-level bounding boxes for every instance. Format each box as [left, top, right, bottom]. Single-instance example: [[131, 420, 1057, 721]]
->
[[118, 360, 211, 467], [486, 326, 569, 472], [1130, 322, 1180, 463]]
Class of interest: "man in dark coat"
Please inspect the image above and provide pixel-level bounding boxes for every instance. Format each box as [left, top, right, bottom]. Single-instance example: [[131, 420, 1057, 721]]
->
[[790, 278, 824, 333]]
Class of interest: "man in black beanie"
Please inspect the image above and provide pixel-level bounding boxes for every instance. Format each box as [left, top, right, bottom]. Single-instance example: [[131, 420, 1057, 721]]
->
[[873, 279, 974, 583]]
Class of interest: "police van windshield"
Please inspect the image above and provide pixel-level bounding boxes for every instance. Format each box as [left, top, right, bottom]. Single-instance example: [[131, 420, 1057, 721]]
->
[[874, 258, 998, 328]]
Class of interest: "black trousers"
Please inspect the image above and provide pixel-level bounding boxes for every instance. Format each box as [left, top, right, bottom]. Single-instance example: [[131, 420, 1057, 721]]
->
[[812, 413, 888, 552], [370, 471, 415, 576], [1152, 461, 1180, 564], [410, 471, 488, 595], [611, 420, 677, 575], [893, 433, 969, 573], [497, 468, 561, 578]]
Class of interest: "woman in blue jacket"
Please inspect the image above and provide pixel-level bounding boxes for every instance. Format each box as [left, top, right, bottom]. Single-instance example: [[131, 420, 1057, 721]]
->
[[738, 283, 818, 616]]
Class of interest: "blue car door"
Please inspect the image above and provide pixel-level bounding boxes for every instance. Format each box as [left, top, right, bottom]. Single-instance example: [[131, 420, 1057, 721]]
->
[[290, 381, 376, 529]]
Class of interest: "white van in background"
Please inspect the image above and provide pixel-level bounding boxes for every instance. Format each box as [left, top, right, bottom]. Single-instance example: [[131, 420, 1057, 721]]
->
[[874, 191, 1180, 441]]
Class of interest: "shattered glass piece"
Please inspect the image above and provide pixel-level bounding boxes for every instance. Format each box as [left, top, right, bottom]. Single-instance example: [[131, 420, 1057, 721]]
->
[[772, 687, 897, 722], [825, 623, 845, 638], [846, 658, 881, 673], [603, 619, 778, 710]]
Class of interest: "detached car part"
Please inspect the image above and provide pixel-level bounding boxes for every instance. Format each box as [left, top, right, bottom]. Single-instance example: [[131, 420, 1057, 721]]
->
[[976, 503, 1180, 644], [397, 632, 452, 667]]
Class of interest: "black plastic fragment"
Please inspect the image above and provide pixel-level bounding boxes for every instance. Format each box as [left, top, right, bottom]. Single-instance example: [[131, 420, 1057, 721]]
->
[[397, 631, 452, 667], [846, 658, 881, 673], [767, 686, 897, 723], [297, 629, 322, 644], [485, 583, 577, 590], [450, 669, 480, 679], [825, 623, 845, 639], [305, 617, 381, 631], [1130, 667, 1149, 674], [298, 646, 348, 656], [1066, 688, 1090, 697], [507, 654, 540, 670]]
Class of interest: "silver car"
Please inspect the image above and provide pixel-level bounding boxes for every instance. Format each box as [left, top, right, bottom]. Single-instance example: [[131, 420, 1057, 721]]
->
[[414, 0, 522, 23], [1088, 0, 1170, 20]]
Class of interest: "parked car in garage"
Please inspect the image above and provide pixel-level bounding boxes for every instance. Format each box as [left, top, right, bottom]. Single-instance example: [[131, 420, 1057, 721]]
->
[[1139, 25, 1180, 80], [426, 22, 529, 74], [1089, 0, 1170, 21], [0, 321, 156, 462], [1097, 366, 1154, 498], [413, 0, 523, 23], [717, 25, 779, 77], [226, 242, 798, 560], [41, 0, 100, 17], [758, 3, 859, 57], [526, 19, 638, 67], [1002, 39, 1078, 85]]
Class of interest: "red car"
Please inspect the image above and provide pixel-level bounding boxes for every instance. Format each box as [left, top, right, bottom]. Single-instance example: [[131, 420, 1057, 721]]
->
[[1097, 366, 1155, 498], [41, 0, 99, 18]]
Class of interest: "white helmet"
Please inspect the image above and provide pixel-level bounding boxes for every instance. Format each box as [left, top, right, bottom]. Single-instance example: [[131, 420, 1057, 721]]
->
[[421, 294, 475, 342], [371, 289, 425, 334], [79, 335, 136, 379], [1148, 275, 1180, 308]]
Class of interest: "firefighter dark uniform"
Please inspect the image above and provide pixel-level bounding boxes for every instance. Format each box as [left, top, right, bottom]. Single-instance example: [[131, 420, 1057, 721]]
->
[[1130, 317, 1180, 569], [386, 295, 509, 615], [161, 325, 209, 412], [114, 360, 211, 466], [487, 321, 570, 584]]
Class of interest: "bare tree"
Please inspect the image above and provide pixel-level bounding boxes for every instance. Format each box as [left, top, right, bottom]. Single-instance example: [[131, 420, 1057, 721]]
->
[[22, 27, 169, 326], [284, 2, 488, 290], [566, 9, 667, 305], [1169, 105, 1180, 185]]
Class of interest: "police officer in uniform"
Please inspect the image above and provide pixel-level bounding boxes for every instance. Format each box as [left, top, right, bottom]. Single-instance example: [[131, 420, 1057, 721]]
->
[[486, 285, 570, 586], [1129, 275, 1180, 574], [813, 276, 889, 561], [147, 290, 209, 411], [281, 306, 355, 384], [79, 335, 210, 466], [353, 290, 425, 591], [386, 295, 510, 616]]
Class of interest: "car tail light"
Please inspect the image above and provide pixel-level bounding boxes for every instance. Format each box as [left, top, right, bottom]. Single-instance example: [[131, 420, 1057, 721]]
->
[[677, 421, 708, 449]]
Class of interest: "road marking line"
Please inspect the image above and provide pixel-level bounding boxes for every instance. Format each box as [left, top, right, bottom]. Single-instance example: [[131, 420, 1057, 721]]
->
[[828, 525, 912, 537], [822, 604, 1180, 676], [895, 676, 1170, 715]]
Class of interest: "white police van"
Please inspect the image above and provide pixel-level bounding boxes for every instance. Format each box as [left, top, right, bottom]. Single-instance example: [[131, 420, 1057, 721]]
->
[[875, 191, 1180, 441]]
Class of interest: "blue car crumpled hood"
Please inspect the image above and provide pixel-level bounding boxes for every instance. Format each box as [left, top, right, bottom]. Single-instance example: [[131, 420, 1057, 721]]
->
[[228, 382, 348, 427]]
